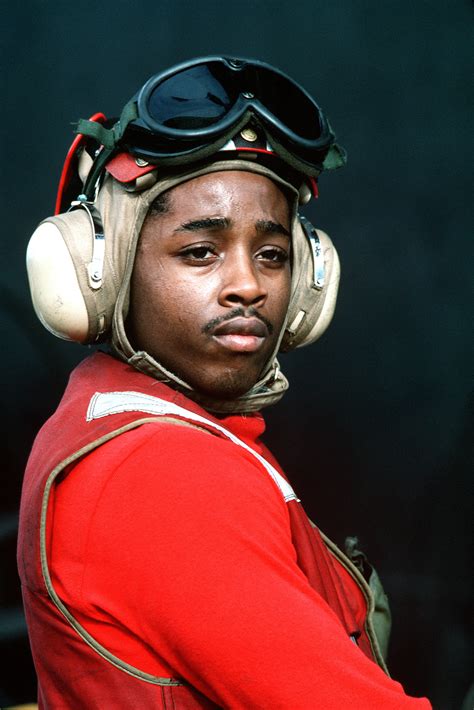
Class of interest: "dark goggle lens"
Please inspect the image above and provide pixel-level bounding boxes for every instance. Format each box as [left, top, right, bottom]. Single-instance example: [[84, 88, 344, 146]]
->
[[147, 63, 238, 129], [146, 61, 323, 140], [250, 66, 323, 141]]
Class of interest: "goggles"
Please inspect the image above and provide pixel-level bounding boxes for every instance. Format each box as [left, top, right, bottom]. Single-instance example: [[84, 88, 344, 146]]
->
[[75, 56, 346, 200]]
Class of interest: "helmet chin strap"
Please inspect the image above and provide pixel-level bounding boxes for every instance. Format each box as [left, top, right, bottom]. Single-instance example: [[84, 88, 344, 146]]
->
[[112, 307, 290, 415], [118, 346, 290, 415]]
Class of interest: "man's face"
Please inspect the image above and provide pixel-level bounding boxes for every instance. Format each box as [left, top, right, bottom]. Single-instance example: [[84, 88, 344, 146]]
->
[[128, 170, 291, 400]]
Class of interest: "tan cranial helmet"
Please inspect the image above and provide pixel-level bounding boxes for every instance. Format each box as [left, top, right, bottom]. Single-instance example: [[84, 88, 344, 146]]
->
[[27, 154, 340, 413]]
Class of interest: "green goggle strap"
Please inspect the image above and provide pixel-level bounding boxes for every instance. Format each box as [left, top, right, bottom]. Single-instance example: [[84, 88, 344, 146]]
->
[[322, 142, 347, 171], [75, 101, 138, 150], [74, 102, 139, 200]]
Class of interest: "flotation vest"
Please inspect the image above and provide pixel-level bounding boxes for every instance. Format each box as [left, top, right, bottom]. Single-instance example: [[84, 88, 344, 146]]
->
[[18, 353, 390, 709]]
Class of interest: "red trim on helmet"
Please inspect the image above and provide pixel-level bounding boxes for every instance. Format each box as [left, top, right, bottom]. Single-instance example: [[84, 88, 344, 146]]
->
[[232, 147, 274, 157], [54, 112, 107, 215], [105, 152, 157, 183], [105, 147, 279, 184]]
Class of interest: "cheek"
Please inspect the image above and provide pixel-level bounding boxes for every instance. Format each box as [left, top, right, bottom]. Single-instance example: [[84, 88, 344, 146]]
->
[[133, 250, 176, 307], [284, 266, 292, 300], [274, 267, 291, 320], [138, 273, 207, 335]]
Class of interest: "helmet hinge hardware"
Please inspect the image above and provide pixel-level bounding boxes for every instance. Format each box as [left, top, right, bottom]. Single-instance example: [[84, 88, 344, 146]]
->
[[299, 215, 325, 290], [87, 230, 105, 290], [69, 200, 105, 290]]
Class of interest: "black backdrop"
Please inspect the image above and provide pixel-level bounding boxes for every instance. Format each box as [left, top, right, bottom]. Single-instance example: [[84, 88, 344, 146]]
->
[[1, 1, 472, 707]]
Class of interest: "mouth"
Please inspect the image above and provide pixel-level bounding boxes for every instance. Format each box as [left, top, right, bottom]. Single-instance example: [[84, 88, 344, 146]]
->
[[210, 317, 269, 353]]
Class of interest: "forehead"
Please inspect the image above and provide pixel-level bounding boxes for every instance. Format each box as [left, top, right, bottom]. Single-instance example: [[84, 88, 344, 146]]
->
[[161, 170, 291, 218]]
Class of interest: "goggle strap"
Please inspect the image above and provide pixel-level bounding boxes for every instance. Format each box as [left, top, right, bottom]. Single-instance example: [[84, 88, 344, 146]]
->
[[75, 101, 139, 150], [322, 143, 347, 171], [75, 118, 115, 149], [82, 147, 116, 200]]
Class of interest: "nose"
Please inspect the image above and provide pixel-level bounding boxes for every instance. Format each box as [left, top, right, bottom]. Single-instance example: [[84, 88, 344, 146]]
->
[[218, 251, 267, 308]]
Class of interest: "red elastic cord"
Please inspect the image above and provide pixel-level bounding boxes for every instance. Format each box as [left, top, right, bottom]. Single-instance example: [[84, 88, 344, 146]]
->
[[54, 112, 107, 215], [309, 176, 319, 199]]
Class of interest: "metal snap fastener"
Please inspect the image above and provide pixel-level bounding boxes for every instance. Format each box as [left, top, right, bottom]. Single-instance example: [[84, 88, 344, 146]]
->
[[242, 91, 254, 99], [135, 158, 149, 167], [240, 127, 258, 142]]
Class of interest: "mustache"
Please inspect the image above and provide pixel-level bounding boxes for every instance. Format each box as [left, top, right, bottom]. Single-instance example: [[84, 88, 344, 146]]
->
[[202, 307, 274, 335]]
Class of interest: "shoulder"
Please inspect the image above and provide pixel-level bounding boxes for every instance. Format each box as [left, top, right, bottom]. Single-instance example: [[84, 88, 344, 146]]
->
[[129, 419, 280, 491], [53, 417, 293, 581], [60, 417, 289, 519]]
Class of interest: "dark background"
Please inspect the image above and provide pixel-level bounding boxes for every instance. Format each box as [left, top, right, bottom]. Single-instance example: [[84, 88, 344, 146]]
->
[[1, 1, 472, 708]]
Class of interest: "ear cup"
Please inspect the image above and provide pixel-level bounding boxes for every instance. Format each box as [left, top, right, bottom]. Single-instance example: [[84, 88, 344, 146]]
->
[[27, 217, 91, 342], [26, 210, 113, 343], [25, 174, 146, 345], [281, 220, 340, 351]]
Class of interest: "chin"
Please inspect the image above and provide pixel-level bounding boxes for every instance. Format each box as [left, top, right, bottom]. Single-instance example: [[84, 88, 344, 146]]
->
[[191, 369, 260, 401]]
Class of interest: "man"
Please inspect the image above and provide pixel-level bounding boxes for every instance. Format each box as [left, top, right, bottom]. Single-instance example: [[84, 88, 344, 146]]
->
[[18, 57, 432, 708]]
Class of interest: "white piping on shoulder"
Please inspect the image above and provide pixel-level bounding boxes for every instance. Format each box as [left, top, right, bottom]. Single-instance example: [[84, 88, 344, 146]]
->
[[87, 390, 299, 503]]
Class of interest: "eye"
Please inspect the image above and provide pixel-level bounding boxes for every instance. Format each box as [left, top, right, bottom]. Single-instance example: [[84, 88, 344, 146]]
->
[[256, 247, 289, 266], [179, 244, 217, 262]]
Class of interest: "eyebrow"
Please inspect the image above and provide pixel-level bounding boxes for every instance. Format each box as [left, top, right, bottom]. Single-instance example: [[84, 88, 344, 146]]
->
[[255, 220, 290, 238], [174, 217, 290, 237], [174, 217, 230, 233]]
